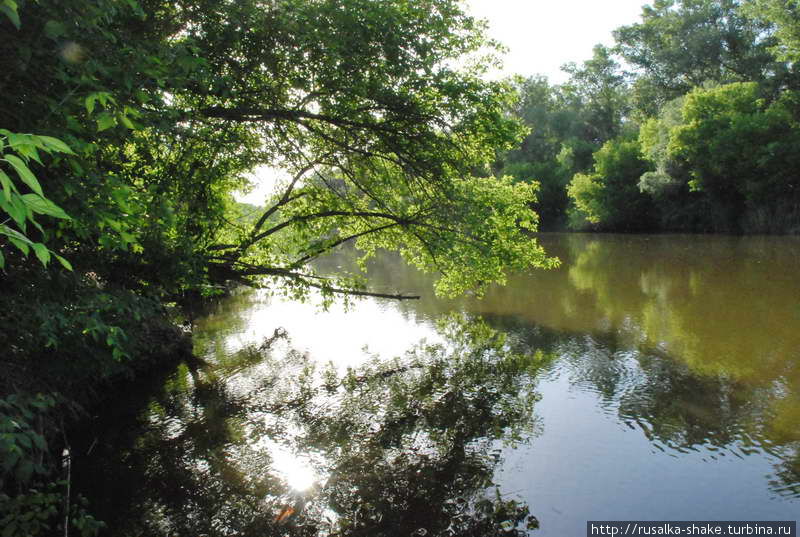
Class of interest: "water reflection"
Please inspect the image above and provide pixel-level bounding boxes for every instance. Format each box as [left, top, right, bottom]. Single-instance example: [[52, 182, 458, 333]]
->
[[74, 233, 800, 536], [348, 235, 800, 498], [74, 312, 545, 536], [323, 234, 800, 508]]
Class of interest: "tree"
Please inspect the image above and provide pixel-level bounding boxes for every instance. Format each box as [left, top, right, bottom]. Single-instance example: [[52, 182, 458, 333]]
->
[[567, 136, 655, 231], [0, 0, 557, 532], [668, 82, 800, 231], [499, 49, 632, 231], [561, 44, 631, 145], [637, 97, 716, 231], [745, 0, 800, 63], [0, 0, 564, 425], [2, 0, 555, 306], [499, 76, 579, 230], [614, 0, 786, 115]]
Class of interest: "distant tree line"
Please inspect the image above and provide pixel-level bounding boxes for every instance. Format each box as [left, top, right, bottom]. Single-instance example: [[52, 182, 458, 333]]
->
[[499, 0, 800, 234]]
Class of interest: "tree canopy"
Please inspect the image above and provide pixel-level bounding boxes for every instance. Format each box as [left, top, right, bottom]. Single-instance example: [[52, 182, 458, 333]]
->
[[1, 0, 557, 308], [614, 0, 785, 113]]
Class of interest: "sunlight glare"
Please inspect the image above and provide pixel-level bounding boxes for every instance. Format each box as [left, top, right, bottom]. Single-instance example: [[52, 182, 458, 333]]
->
[[269, 442, 319, 491]]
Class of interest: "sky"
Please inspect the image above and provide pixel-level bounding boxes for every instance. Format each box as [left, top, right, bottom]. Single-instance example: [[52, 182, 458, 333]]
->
[[464, 0, 647, 83], [239, 0, 649, 204]]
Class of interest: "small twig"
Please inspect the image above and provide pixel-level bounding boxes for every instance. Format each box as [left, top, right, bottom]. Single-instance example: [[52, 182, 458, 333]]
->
[[62, 447, 71, 537], [60, 418, 71, 537]]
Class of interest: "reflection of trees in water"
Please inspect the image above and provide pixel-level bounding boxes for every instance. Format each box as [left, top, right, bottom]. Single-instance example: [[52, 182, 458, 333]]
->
[[73, 315, 545, 536], [563, 234, 800, 385], [770, 454, 800, 498], [75, 234, 800, 531], [352, 235, 800, 391], [561, 235, 800, 498], [479, 312, 800, 499], [319, 237, 800, 500]]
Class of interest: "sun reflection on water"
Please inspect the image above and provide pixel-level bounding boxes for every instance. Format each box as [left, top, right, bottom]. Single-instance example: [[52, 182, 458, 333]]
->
[[262, 439, 322, 492]]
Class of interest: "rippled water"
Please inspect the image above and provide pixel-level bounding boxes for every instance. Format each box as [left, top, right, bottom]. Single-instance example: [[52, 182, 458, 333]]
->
[[73, 233, 799, 536]]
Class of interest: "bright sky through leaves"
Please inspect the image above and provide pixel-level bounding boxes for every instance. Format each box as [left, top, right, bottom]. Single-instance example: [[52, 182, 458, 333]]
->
[[239, 0, 648, 206]]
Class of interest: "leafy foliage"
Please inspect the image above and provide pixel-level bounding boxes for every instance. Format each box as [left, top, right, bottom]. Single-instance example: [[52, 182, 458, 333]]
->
[[614, 0, 787, 115], [667, 82, 800, 231], [561, 45, 631, 145], [0, 131, 73, 270], [745, 0, 800, 63], [567, 137, 655, 230], [499, 50, 632, 231], [0, 394, 52, 491], [498, 0, 800, 234], [0, 394, 104, 537], [2, 0, 552, 305]]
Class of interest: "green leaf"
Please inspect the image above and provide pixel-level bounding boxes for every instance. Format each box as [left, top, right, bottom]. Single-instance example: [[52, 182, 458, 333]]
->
[[8, 237, 29, 256], [0, 0, 20, 30], [3, 196, 26, 228], [31, 243, 50, 266], [5, 131, 29, 149], [3, 154, 43, 196], [120, 231, 136, 244], [0, 224, 34, 246], [36, 135, 74, 155], [14, 143, 42, 165], [97, 113, 117, 132], [134, 90, 151, 104], [0, 250, 4, 268], [54, 253, 73, 271], [85, 94, 97, 115], [119, 113, 135, 129], [43, 19, 66, 39], [21, 193, 70, 219], [97, 92, 116, 107], [0, 169, 16, 197]]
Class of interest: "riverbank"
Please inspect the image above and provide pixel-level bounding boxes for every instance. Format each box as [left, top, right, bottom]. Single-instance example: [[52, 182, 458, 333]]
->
[[0, 307, 194, 537]]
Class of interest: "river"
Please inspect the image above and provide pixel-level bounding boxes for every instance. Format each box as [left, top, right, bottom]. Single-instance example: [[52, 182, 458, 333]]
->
[[72, 233, 800, 536]]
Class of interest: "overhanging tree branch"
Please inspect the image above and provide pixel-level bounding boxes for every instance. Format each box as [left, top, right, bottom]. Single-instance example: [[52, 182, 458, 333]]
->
[[289, 222, 401, 268], [212, 264, 420, 300], [249, 210, 415, 244], [248, 161, 319, 239]]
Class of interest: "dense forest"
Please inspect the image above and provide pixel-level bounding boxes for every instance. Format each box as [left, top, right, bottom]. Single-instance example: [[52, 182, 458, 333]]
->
[[501, 0, 800, 233], [1, 0, 799, 534]]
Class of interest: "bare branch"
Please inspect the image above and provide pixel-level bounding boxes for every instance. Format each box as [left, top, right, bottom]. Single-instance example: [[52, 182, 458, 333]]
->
[[249, 160, 319, 239], [289, 222, 401, 268], [250, 210, 412, 244], [296, 281, 420, 301], [215, 264, 421, 300]]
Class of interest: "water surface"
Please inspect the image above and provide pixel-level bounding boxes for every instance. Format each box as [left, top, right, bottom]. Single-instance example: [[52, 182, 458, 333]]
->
[[73, 233, 800, 536]]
